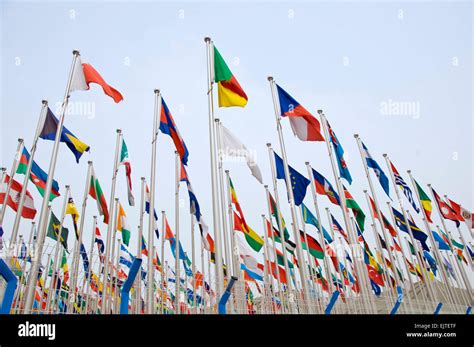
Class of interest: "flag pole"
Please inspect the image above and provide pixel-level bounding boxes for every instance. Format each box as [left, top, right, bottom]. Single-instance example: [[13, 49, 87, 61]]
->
[[443, 193, 473, 270], [84, 215, 97, 314], [12, 222, 35, 314], [105, 198, 119, 313], [204, 37, 224, 300], [385, 203, 418, 313], [0, 138, 24, 225], [383, 154, 435, 304], [161, 210, 166, 314], [267, 77, 311, 313], [354, 135, 401, 300], [68, 160, 93, 313], [266, 144, 295, 313], [200, 236, 206, 313], [147, 89, 161, 314], [261, 215, 277, 314], [264, 185, 287, 313], [113, 237, 121, 313], [135, 177, 146, 314], [44, 185, 70, 313], [224, 170, 243, 313], [10, 101, 49, 245], [174, 151, 181, 313], [361, 190, 395, 306], [349, 216, 378, 314], [297, 206, 320, 312], [304, 162, 336, 305], [407, 173, 457, 307], [318, 111, 374, 312], [216, 120, 232, 288], [100, 128, 122, 314], [24, 50, 81, 313], [191, 213, 197, 314]]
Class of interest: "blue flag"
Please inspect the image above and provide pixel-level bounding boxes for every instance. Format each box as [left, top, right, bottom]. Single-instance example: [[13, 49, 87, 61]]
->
[[274, 152, 310, 206], [327, 121, 352, 184], [361, 142, 390, 197], [392, 207, 429, 251], [301, 203, 333, 243], [432, 230, 450, 250]]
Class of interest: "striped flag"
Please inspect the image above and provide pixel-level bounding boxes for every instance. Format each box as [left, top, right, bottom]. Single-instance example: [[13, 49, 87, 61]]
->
[[390, 161, 419, 213]]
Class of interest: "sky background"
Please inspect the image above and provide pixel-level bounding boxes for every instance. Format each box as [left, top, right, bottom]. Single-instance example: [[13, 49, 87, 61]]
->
[[0, 1, 472, 285]]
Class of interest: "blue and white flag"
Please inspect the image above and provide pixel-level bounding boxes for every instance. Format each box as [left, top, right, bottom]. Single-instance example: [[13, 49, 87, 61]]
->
[[361, 141, 390, 197]]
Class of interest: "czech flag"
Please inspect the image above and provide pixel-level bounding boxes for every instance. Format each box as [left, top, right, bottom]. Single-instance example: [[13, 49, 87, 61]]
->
[[276, 84, 324, 142]]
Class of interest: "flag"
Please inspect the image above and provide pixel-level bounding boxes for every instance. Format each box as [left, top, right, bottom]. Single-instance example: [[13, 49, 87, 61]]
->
[[17, 147, 60, 201], [390, 161, 419, 213], [237, 235, 264, 281], [460, 207, 473, 229], [301, 203, 333, 243], [414, 180, 433, 223], [343, 186, 365, 231], [327, 121, 352, 184], [432, 230, 450, 250], [141, 235, 149, 257], [368, 195, 397, 237], [423, 250, 437, 276], [60, 249, 69, 284], [330, 214, 349, 244], [361, 142, 390, 197], [391, 207, 429, 251], [442, 257, 456, 279], [0, 175, 36, 219], [66, 197, 80, 239], [274, 151, 310, 206], [300, 230, 324, 259], [446, 198, 466, 223], [229, 177, 264, 252], [116, 203, 131, 246], [119, 138, 135, 206], [431, 188, 463, 226], [94, 226, 105, 263], [39, 108, 90, 163], [267, 241, 294, 269], [0, 226, 3, 250], [89, 166, 109, 224], [213, 45, 248, 107], [70, 55, 123, 103], [144, 184, 159, 239], [47, 211, 69, 249], [80, 243, 90, 275], [219, 124, 263, 183], [233, 211, 263, 252], [159, 98, 189, 165], [265, 219, 296, 254], [275, 84, 324, 141], [311, 168, 340, 205], [268, 192, 290, 241]]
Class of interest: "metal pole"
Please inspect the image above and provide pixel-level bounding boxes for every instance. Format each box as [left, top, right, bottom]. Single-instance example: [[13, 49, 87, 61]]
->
[[147, 90, 161, 314], [101, 129, 122, 314], [204, 37, 224, 299], [265, 145, 295, 313], [25, 51, 80, 313], [68, 161, 93, 313], [174, 151, 181, 313]]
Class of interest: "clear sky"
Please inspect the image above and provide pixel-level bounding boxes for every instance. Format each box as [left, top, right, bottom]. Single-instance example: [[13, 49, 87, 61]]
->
[[0, 1, 472, 284]]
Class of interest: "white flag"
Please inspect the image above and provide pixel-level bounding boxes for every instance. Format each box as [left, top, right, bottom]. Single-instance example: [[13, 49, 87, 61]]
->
[[219, 124, 263, 184]]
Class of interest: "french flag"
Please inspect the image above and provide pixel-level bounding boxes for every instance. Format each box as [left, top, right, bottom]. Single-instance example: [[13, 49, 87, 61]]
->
[[145, 184, 159, 238], [276, 84, 324, 142]]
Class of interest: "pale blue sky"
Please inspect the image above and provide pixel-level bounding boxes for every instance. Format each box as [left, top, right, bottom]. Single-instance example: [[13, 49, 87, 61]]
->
[[0, 1, 472, 280]]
